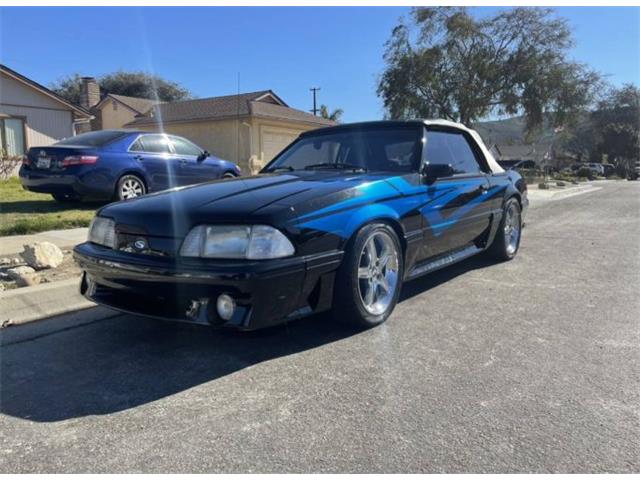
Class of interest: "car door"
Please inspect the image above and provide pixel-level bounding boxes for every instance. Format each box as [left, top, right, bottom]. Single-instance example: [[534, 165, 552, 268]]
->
[[419, 129, 493, 258], [169, 136, 221, 186], [129, 134, 179, 192]]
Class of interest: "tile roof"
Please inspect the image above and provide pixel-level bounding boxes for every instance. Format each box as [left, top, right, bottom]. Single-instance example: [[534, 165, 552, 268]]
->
[[125, 90, 335, 127], [108, 94, 163, 114]]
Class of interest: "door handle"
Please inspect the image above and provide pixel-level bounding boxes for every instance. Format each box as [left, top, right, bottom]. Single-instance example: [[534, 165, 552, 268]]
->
[[134, 155, 143, 161], [478, 184, 489, 193]]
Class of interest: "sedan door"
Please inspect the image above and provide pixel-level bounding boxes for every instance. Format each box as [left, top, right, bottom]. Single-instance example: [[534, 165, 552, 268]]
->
[[169, 136, 222, 186], [420, 129, 494, 258], [129, 134, 180, 191]]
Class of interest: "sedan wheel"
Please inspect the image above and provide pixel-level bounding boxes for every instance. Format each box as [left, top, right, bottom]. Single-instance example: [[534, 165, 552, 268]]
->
[[117, 175, 146, 201]]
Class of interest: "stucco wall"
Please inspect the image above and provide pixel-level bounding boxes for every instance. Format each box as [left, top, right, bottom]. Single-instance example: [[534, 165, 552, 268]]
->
[[137, 119, 252, 171], [0, 73, 75, 148], [99, 99, 139, 130], [137, 117, 325, 174]]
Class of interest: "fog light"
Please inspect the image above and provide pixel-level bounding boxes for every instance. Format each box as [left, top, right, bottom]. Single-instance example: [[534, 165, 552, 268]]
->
[[216, 294, 236, 321]]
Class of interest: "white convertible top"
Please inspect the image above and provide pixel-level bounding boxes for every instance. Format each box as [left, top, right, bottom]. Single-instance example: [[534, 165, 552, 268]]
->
[[422, 119, 505, 174]]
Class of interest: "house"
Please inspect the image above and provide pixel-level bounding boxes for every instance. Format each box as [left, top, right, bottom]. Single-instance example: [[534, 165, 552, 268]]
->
[[123, 90, 335, 173], [490, 143, 541, 169], [76, 77, 163, 131], [0, 64, 92, 160]]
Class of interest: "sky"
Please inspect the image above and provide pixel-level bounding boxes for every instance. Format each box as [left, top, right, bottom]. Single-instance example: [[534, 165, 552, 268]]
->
[[1, 6, 638, 123]]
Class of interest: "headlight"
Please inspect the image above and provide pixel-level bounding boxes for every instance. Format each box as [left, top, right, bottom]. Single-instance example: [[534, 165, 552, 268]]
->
[[180, 225, 294, 259], [88, 216, 116, 248]]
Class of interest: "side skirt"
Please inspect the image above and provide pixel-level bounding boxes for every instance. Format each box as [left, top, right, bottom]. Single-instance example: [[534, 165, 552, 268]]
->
[[405, 244, 484, 281]]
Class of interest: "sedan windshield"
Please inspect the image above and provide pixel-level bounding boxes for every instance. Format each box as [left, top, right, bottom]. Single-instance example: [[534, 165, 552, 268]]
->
[[264, 127, 422, 173]]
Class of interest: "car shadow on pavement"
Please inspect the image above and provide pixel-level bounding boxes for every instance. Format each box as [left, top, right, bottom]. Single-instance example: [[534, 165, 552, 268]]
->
[[0, 255, 495, 423], [399, 254, 496, 302], [0, 310, 362, 423]]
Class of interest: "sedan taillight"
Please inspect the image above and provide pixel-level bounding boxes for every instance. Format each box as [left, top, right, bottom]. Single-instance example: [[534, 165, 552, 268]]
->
[[61, 155, 99, 167]]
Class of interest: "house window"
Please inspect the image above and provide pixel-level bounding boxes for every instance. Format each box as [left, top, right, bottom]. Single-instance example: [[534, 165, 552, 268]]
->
[[0, 117, 26, 157], [112, 100, 118, 111]]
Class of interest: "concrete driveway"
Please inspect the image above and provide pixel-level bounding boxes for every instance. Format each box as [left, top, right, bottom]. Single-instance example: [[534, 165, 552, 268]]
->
[[1, 181, 638, 473]]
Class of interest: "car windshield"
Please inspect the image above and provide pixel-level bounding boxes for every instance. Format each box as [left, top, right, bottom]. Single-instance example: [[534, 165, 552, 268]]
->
[[55, 130, 129, 147], [264, 127, 422, 173]]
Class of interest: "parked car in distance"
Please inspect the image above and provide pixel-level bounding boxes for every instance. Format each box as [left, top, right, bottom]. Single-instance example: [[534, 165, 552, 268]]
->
[[588, 163, 605, 176], [570, 162, 603, 177], [19, 130, 241, 202], [74, 120, 528, 331], [602, 163, 616, 177]]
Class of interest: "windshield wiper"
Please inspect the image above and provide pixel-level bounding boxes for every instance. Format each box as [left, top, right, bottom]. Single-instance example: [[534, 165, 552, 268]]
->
[[265, 166, 294, 173], [304, 162, 366, 172]]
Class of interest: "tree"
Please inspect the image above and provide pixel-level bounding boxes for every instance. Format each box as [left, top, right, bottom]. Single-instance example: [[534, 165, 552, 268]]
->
[[320, 104, 344, 122], [50, 71, 192, 104], [378, 7, 602, 136], [592, 84, 640, 172], [50, 74, 85, 105]]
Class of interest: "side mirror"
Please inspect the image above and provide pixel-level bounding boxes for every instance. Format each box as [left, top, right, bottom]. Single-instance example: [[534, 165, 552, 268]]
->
[[421, 163, 454, 183], [197, 150, 209, 162]]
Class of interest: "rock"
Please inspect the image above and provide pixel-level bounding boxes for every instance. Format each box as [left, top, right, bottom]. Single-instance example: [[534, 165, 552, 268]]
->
[[0, 283, 4, 292], [0, 271, 9, 280], [538, 182, 550, 190], [11, 257, 22, 265], [6, 266, 39, 287], [556, 181, 566, 187], [21, 242, 64, 270], [0, 257, 10, 265]]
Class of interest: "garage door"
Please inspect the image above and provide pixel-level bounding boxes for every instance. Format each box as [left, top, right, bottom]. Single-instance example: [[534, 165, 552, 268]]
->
[[262, 130, 299, 162]]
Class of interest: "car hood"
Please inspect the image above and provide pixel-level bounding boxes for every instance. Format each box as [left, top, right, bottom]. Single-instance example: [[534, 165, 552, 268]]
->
[[99, 171, 396, 237]]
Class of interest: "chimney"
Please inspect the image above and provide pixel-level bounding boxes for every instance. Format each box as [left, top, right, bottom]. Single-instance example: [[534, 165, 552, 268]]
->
[[80, 77, 100, 110]]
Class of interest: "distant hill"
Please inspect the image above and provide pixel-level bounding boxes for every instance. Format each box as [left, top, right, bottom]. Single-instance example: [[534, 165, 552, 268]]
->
[[472, 116, 556, 149]]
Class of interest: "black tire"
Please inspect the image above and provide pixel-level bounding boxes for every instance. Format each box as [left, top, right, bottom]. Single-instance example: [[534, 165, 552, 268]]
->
[[222, 171, 237, 179], [115, 174, 146, 201], [332, 222, 404, 328], [487, 197, 522, 261], [51, 193, 79, 203]]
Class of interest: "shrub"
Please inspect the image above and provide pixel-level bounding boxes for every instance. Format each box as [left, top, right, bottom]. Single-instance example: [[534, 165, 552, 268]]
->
[[576, 166, 594, 180], [0, 154, 22, 180]]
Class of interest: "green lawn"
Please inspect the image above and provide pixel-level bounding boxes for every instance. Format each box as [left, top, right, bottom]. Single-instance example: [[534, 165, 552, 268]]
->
[[0, 178, 100, 236]]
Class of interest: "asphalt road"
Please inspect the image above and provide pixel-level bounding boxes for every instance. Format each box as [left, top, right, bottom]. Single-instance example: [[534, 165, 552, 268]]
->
[[1, 181, 638, 473]]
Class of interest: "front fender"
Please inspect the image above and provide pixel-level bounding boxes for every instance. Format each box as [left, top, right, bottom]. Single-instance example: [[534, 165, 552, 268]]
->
[[296, 202, 403, 243]]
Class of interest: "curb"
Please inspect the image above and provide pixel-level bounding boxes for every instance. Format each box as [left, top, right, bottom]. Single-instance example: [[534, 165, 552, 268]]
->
[[0, 277, 93, 327], [527, 183, 597, 202]]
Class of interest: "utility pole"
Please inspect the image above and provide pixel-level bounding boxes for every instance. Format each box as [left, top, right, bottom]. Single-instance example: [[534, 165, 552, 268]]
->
[[309, 87, 320, 116]]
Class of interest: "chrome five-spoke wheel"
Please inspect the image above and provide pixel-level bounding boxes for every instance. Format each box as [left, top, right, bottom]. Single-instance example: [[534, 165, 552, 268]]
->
[[333, 223, 404, 327], [503, 201, 521, 256], [487, 197, 522, 261], [357, 230, 400, 315]]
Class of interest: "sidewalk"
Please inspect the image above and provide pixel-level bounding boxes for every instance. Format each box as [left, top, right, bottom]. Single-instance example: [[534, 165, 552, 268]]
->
[[527, 182, 599, 203], [0, 227, 88, 256]]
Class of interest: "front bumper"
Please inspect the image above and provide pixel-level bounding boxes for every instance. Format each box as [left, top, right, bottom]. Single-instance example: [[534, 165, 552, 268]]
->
[[73, 242, 343, 330]]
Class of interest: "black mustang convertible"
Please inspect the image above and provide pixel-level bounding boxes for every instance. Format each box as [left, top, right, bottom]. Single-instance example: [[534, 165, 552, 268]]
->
[[74, 120, 528, 330]]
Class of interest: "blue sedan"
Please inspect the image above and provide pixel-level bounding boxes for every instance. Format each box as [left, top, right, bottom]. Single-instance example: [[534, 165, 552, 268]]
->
[[19, 130, 242, 202]]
